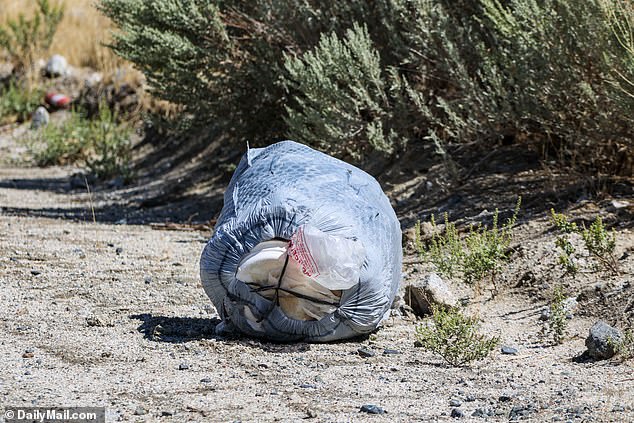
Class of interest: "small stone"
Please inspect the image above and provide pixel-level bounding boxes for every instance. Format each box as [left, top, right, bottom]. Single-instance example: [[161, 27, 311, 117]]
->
[[31, 106, 49, 129], [25, 347, 34, 353], [612, 405, 625, 412], [450, 399, 462, 407], [133, 407, 147, 416], [383, 349, 401, 355], [200, 378, 212, 383], [22, 352, 34, 359], [451, 408, 464, 418], [360, 404, 385, 415], [86, 316, 104, 327], [611, 199, 629, 210], [585, 321, 623, 360], [144, 276, 152, 285], [45, 54, 68, 77], [30, 269, 41, 276], [499, 395, 512, 402], [357, 347, 375, 358], [179, 362, 190, 370], [299, 383, 316, 389], [405, 273, 456, 317], [161, 410, 173, 417], [306, 408, 317, 418], [465, 395, 476, 402], [501, 346, 518, 355], [540, 308, 551, 321], [115, 247, 123, 255], [24, 370, 32, 375]]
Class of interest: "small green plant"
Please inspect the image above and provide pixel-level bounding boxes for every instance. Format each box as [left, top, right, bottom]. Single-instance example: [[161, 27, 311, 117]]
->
[[29, 104, 131, 179], [0, 0, 65, 73], [418, 198, 520, 284], [423, 213, 463, 278], [415, 304, 499, 367], [0, 82, 42, 124], [581, 216, 618, 274], [614, 328, 634, 361], [551, 210, 619, 275], [548, 285, 569, 345]]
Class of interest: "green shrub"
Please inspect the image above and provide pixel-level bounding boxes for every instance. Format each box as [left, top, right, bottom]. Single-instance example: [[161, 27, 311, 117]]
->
[[0, 0, 64, 74], [100, 0, 633, 173], [581, 216, 618, 274], [418, 198, 520, 284], [551, 210, 619, 275], [547, 285, 568, 345], [415, 304, 499, 367], [615, 328, 634, 361], [0, 82, 42, 124], [29, 104, 131, 179]]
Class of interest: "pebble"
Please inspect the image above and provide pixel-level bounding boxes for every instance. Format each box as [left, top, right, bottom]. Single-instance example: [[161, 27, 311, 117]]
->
[[133, 407, 147, 416], [499, 395, 512, 402], [299, 383, 317, 389], [357, 347, 375, 358], [451, 408, 464, 418], [501, 346, 518, 355], [161, 410, 173, 417], [115, 247, 123, 255], [360, 404, 385, 415], [30, 269, 41, 276], [144, 276, 152, 285], [200, 378, 212, 383], [612, 405, 625, 412], [465, 395, 476, 402], [179, 362, 190, 370], [449, 399, 462, 407], [383, 349, 401, 355]]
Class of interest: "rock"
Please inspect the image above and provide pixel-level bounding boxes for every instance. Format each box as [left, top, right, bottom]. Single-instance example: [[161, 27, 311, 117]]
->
[[86, 316, 104, 327], [144, 276, 152, 285], [501, 346, 518, 355], [115, 247, 123, 255], [178, 362, 190, 370], [45, 54, 68, 77], [30, 269, 41, 276], [357, 347, 375, 358], [499, 395, 512, 402], [299, 383, 316, 389], [405, 273, 457, 317], [509, 405, 535, 420], [360, 405, 385, 415], [611, 199, 629, 210], [449, 399, 462, 407], [30, 106, 49, 129], [451, 408, 464, 418], [383, 349, 401, 355], [200, 378, 212, 383], [585, 321, 623, 360], [133, 407, 147, 416]]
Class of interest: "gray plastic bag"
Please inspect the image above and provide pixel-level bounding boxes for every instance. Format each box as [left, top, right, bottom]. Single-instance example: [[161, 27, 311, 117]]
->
[[199, 141, 402, 342]]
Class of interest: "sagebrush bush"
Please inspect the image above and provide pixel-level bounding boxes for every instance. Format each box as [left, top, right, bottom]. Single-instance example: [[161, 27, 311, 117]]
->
[[100, 0, 633, 173]]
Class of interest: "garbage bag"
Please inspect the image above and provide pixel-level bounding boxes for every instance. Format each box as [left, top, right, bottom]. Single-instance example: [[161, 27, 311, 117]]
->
[[199, 140, 402, 342]]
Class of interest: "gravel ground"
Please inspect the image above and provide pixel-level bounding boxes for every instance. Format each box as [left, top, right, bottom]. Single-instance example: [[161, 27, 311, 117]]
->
[[1, 127, 634, 422]]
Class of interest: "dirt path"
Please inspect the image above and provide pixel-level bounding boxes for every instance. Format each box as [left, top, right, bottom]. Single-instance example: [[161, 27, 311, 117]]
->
[[1, 126, 633, 422]]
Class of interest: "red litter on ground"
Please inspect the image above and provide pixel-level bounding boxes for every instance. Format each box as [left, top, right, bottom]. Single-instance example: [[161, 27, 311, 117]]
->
[[45, 93, 71, 109]]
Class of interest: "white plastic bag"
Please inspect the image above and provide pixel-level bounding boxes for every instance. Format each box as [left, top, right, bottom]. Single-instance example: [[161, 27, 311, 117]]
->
[[288, 224, 365, 290]]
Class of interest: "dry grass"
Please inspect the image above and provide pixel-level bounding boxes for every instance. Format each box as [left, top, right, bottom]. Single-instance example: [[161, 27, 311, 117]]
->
[[0, 0, 125, 73]]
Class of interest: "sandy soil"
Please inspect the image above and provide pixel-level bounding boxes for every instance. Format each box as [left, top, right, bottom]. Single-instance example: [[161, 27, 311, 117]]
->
[[1, 123, 634, 422]]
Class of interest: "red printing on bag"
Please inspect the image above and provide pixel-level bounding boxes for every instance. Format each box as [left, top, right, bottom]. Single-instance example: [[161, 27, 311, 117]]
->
[[289, 226, 320, 277]]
